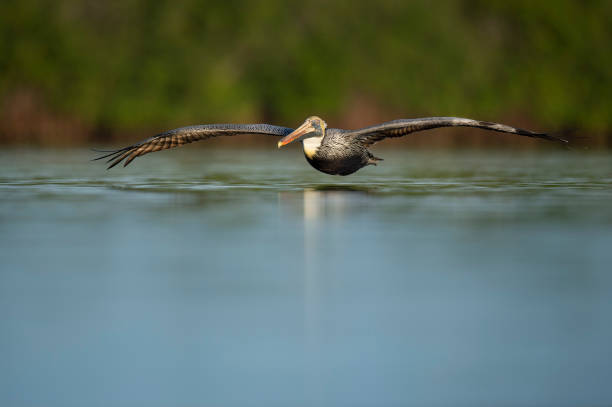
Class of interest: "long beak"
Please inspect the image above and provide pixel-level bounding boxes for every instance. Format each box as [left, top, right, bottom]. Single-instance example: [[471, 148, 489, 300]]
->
[[277, 122, 314, 148]]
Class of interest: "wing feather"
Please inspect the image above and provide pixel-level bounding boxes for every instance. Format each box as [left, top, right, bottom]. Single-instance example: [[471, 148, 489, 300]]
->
[[108, 150, 132, 168], [93, 123, 293, 169], [348, 117, 567, 146]]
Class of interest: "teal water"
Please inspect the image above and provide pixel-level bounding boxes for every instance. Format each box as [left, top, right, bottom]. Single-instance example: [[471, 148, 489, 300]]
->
[[1, 148, 612, 407]]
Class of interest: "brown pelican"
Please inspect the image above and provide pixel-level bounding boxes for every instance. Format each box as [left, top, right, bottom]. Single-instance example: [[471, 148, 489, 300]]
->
[[95, 116, 566, 175]]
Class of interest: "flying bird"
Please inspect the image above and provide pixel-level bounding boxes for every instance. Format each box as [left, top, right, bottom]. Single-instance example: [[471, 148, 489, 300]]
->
[[94, 116, 566, 175]]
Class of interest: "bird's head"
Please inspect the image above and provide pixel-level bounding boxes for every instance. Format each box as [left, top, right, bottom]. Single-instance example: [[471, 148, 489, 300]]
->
[[278, 116, 327, 148]]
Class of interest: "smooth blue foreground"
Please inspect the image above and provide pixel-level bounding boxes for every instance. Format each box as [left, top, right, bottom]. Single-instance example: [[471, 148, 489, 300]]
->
[[1, 148, 612, 407]]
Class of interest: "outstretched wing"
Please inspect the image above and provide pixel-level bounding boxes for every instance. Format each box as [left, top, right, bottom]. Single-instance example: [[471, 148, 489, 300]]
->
[[94, 123, 293, 169], [348, 117, 567, 147]]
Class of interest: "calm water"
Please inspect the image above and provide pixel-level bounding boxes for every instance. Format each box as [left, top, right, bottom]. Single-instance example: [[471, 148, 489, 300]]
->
[[1, 148, 612, 407]]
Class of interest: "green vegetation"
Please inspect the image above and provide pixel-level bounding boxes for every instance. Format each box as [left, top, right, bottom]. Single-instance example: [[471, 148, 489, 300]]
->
[[1, 0, 610, 143]]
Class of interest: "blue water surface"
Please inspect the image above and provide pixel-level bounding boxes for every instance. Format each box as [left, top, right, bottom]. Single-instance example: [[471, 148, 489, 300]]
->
[[1, 148, 612, 407]]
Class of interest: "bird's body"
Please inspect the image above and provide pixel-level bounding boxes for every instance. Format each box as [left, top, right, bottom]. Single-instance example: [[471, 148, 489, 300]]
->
[[301, 128, 381, 175], [95, 116, 566, 175]]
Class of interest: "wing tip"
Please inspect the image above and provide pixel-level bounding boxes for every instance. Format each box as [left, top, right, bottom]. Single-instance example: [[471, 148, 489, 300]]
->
[[533, 132, 569, 144], [93, 142, 143, 169]]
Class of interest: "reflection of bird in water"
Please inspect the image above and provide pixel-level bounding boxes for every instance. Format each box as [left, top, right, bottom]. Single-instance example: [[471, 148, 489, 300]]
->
[[95, 116, 566, 175]]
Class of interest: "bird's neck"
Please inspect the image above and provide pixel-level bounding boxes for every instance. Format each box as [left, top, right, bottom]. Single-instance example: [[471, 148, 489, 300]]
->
[[302, 136, 324, 159]]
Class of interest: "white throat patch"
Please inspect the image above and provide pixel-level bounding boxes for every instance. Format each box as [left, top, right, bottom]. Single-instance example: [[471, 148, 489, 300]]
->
[[302, 136, 323, 159]]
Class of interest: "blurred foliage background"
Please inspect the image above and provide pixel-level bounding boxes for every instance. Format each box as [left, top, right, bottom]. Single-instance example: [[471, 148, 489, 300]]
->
[[1, 0, 610, 146]]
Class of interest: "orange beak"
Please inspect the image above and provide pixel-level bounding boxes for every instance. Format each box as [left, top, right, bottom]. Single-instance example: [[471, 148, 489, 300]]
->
[[277, 121, 314, 148]]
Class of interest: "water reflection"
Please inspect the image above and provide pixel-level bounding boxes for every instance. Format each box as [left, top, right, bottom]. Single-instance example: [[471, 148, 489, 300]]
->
[[304, 188, 358, 220], [311, 184, 375, 193], [303, 189, 322, 404], [301, 188, 378, 403]]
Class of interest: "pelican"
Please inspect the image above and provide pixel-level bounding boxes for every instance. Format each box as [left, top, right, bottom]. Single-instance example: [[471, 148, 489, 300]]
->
[[95, 116, 566, 175]]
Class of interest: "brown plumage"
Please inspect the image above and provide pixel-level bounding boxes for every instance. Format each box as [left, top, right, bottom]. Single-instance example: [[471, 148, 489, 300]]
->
[[95, 116, 566, 175], [93, 124, 293, 169], [277, 116, 567, 175], [350, 117, 563, 146]]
